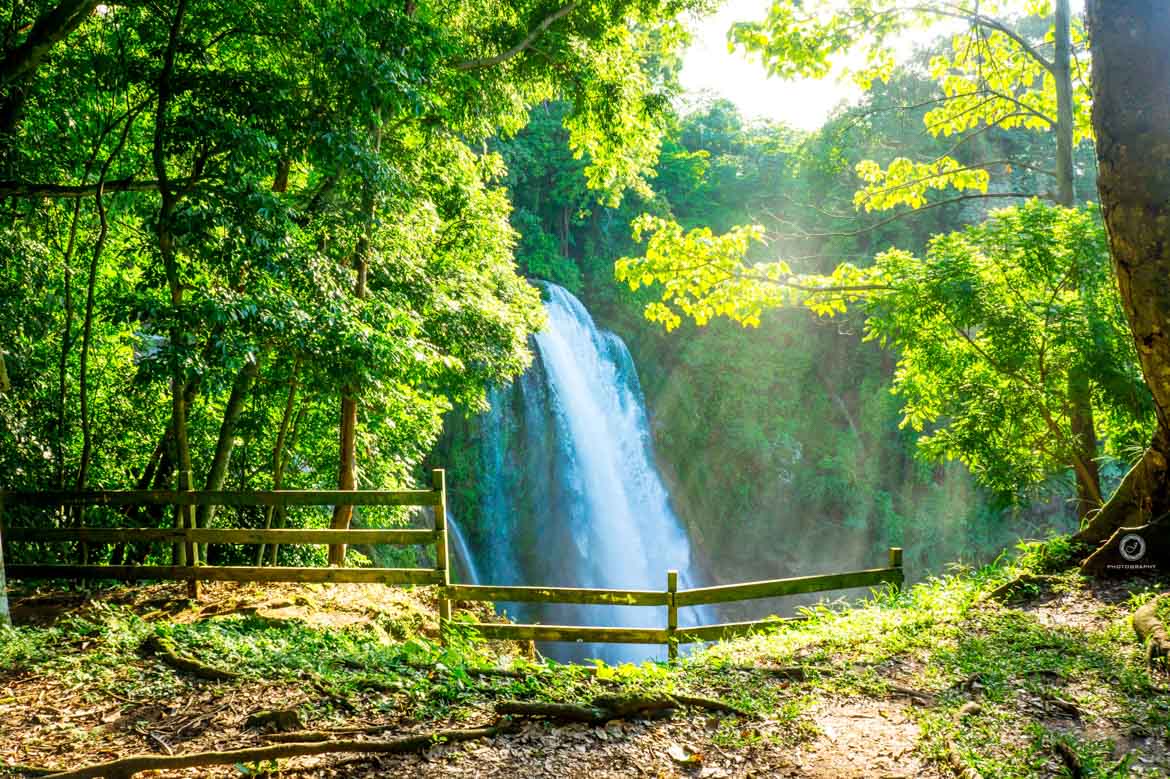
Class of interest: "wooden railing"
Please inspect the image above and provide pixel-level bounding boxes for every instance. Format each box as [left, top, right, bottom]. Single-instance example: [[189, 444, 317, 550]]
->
[[443, 548, 904, 658], [0, 475, 905, 658], [0, 469, 453, 609]]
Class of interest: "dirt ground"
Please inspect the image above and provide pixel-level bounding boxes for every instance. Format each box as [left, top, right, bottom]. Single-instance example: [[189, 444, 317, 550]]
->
[[2, 576, 1165, 777]]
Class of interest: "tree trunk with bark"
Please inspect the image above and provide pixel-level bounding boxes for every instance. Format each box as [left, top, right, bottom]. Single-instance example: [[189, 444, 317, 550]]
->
[[1076, 0, 1170, 566], [0, 0, 98, 135], [328, 121, 380, 566], [152, 0, 197, 581], [1052, 0, 1105, 522], [0, 504, 9, 628], [196, 357, 261, 537]]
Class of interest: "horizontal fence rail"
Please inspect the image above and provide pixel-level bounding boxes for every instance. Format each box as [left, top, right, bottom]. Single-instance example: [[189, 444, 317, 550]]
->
[[674, 567, 904, 608], [0, 478, 906, 659], [5, 564, 443, 585], [0, 473, 451, 603], [3, 527, 439, 546], [470, 623, 671, 645], [443, 584, 669, 607], [441, 548, 904, 659], [0, 489, 442, 507]]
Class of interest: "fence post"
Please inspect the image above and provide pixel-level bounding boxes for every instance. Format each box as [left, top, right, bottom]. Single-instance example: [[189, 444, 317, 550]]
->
[[667, 569, 678, 661], [0, 493, 10, 628], [433, 469, 451, 642], [889, 547, 904, 588], [184, 499, 200, 600]]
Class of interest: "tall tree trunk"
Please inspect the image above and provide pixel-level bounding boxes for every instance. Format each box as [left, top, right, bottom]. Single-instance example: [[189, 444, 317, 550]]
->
[[55, 198, 81, 488], [329, 219, 370, 564], [74, 192, 105, 495], [1076, 0, 1170, 563], [328, 122, 380, 566], [75, 109, 137, 496], [196, 357, 261, 533], [153, 0, 196, 575], [0, 510, 9, 628], [1068, 366, 1102, 520], [257, 359, 301, 565], [1051, 0, 1104, 520]]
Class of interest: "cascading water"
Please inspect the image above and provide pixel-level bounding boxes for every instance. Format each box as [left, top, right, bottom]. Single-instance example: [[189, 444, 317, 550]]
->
[[446, 514, 482, 585], [451, 283, 710, 662]]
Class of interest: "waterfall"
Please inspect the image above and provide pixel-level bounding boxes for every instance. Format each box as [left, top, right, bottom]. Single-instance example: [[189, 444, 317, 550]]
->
[[446, 513, 482, 585], [454, 283, 709, 662]]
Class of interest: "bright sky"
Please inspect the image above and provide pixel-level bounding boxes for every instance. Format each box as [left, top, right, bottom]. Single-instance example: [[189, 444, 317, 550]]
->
[[678, 0, 859, 131], [679, 1, 1085, 132]]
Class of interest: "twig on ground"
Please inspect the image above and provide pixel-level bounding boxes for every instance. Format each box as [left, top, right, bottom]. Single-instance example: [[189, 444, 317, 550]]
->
[[139, 635, 239, 682], [40, 724, 512, 779], [982, 573, 1058, 603], [1054, 740, 1083, 778]]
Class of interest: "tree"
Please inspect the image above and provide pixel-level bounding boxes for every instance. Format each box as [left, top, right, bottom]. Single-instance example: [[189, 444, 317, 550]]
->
[[0, 1, 701, 570], [864, 202, 1149, 506], [1074, 0, 1170, 565], [732, 0, 1087, 211], [614, 1, 1133, 521]]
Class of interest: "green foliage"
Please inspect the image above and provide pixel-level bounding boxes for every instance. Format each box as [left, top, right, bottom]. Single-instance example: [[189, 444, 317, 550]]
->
[[446, 92, 1071, 584], [866, 202, 1152, 499], [0, 0, 703, 553], [731, 1, 1092, 209]]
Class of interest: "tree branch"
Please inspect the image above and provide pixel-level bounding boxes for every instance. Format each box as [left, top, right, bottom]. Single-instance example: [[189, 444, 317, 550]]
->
[[0, 178, 178, 198], [0, 0, 98, 85], [41, 725, 512, 778], [919, 3, 1055, 73], [455, 2, 578, 71], [774, 192, 1040, 242], [855, 159, 1018, 207]]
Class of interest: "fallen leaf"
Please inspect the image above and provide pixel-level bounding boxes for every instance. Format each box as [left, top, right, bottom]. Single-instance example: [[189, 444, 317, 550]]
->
[[667, 743, 703, 764]]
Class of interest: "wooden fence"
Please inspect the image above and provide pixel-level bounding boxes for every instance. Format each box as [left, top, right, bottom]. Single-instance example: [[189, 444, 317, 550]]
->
[[443, 549, 904, 658], [0, 473, 905, 657], [0, 470, 454, 614]]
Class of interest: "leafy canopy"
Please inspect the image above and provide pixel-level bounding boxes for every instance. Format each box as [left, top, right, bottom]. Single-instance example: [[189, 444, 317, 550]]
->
[[866, 202, 1149, 496]]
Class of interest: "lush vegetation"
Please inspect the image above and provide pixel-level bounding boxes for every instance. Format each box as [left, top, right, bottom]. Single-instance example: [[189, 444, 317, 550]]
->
[[3, 0, 1166, 582], [0, 0, 694, 567], [5, 1, 1170, 775]]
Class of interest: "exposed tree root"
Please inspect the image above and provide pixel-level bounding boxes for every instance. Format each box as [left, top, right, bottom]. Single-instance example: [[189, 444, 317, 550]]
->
[[740, 664, 831, 681], [946, 739, 983, 779], [266, 724, 392, 743], [670, 693, 751, 716], [139, 635, 239, 682], [403, 661, 529, 679], [496, 692, 750, 724], [7, 765, 55, 777], [244, 707, 303, 732], [885, 683, 936, 706], [982, 574, 1059, 603], [1073, 433, 1170, 549], [40, 724, 511, 779], [1055, 741, 1083, 778], [1080, 522, 1170, 574], [496, 700, 611, 723], [1133, 595, 1170, 665]]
